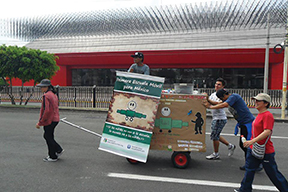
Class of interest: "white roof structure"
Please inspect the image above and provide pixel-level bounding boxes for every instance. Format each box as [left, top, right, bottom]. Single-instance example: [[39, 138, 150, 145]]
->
[[0, 0, 286, 53]]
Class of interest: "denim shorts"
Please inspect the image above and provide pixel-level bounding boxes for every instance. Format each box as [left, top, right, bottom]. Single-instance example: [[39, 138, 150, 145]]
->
[[210, 119, 227, 140]]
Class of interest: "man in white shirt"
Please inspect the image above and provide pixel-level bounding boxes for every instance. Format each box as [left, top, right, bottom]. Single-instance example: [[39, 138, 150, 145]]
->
[[205, 78, 236, 160]]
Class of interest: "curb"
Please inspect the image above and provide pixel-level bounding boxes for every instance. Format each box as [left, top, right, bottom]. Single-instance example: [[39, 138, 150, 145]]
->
[[0, 104, 108, 113]]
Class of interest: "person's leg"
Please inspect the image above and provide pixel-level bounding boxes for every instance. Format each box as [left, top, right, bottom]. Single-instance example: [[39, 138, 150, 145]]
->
[[206, 120, 226, 159], [51, 122, 63, 153], [263, 153, 288, 192], [239, 125, 248, 158], [43, 122, 61, 159], [210, 120, 220, 153], [219, 135, 229, 146], [213, 140, 220, 153], [206, 120, 219, 159], [239, 149, 261, 192]]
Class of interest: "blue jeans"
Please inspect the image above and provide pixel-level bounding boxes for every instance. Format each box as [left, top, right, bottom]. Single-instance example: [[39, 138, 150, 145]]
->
[[240, 149, 288, 192]]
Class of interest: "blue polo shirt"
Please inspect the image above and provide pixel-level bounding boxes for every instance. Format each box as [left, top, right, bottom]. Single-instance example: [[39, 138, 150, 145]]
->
[[225, 93, 255, 125]]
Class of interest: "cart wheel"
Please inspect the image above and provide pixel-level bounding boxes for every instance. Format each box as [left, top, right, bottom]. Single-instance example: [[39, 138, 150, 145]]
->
[[126, 158, 139, 164], [171, 152, 190, 169]]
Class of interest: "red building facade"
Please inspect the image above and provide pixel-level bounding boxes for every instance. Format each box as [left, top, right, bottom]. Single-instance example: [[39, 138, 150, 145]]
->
[[13, 48, 286, 89]]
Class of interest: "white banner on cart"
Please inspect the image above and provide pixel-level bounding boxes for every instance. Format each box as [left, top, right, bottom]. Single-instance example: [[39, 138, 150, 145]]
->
[[99, 71, 164, 162]]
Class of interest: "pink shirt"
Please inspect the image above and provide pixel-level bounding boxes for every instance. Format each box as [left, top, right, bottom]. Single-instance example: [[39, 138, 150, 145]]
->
[[250, 111, 275, 154], [38, 91, 60, 126]]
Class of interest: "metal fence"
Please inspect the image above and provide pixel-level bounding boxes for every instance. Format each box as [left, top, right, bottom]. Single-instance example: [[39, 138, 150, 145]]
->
[[0, 86, 286, 109], [0, 86, 114, 109], [198, 88, 284, 108]]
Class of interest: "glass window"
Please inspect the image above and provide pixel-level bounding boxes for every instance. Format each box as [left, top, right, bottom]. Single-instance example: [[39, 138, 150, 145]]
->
[[71, 68, 264, 89]]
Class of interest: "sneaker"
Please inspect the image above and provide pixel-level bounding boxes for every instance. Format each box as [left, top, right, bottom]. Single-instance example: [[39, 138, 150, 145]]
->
[[206, 153, 220, 160], [56, 149, 64, 158], [228, 144, 236, 157], [43, 156, 58, 162], [234, 189, 240, 192]]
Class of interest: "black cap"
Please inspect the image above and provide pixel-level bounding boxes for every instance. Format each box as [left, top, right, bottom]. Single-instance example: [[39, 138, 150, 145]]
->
[[216, 89, 229, 99], [131, 52, 144, 58], [36, 79, 51, 87]]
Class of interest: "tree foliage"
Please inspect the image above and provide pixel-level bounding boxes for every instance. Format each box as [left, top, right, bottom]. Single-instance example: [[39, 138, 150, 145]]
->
[[0, 44, 59, 105]]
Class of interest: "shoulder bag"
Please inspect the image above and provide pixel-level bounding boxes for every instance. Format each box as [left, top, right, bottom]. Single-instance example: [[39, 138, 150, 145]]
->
[[251, 129, 271, 159]]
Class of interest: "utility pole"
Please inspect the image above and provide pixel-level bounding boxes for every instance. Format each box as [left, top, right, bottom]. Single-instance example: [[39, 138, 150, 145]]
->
[[264, 13, 270, 93], [281, 8, 288, 119]]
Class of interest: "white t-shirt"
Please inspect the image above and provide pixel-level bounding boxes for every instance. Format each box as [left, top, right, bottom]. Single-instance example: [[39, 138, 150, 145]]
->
[[209, 92, 227, 120]]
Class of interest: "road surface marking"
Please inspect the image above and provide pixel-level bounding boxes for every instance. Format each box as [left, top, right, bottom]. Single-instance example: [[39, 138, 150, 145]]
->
[[108, 173, 278, 191], [206, 132, 288, 139]]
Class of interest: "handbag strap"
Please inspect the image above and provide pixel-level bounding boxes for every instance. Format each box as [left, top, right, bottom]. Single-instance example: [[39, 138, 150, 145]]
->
[[252, 126, 271, 145]]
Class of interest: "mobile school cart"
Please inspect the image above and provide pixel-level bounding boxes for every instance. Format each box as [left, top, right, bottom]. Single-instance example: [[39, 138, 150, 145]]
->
[[126, 93, 207, 169], [61, 91, 207, 169]]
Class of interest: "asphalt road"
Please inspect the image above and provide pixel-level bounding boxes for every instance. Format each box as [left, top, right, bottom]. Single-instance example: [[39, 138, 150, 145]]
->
[[1, 107, 288, 192]]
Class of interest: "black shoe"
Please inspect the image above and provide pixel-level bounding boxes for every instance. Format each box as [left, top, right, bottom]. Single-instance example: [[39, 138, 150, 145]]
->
[[234, 189, 240, 192], [239, 165, 245, 170]]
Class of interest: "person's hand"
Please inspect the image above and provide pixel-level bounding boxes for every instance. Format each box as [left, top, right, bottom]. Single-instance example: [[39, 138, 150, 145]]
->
[[243, 140, 254, 148], [202, 100, 210, 108], [202, 92, 209, 100], [36, 124, 40, 129]]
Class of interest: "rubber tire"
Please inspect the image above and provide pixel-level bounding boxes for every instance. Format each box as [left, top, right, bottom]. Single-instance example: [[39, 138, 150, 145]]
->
[[126, 158, 139, 164], [171, 151, 190, 169]]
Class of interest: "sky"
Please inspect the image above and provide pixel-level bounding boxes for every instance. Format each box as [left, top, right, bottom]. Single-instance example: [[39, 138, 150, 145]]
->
[[0, 0, 218, 19]]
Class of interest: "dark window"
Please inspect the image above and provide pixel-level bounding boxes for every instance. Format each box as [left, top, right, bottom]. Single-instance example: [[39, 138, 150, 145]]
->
[[71, 68, 264, 88]]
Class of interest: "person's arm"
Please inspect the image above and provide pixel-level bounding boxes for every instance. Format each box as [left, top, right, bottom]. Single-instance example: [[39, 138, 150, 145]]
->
[[204, 93, 222, 105], [203, 101, 228, 109], [38, 95, 51, 126], [243, 129, 271, 148], [128, 65, 134, 72], [208, 98, 222, 105], [144, 65, 150, 75]]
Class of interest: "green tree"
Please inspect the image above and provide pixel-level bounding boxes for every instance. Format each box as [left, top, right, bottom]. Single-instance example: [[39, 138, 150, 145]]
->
[[23, 49, 59, 105], [0, 44, 59, 105], [0, 45, 17, 104]]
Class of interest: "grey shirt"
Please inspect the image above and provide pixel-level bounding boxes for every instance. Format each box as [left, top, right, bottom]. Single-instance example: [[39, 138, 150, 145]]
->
[[128, 63, 150, 75]]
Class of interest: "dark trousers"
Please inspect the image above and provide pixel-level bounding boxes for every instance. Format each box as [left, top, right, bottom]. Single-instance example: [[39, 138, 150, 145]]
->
[[240, 149, 288, 192], [43, 122, 62, 159], [239, 125, 248, 159]]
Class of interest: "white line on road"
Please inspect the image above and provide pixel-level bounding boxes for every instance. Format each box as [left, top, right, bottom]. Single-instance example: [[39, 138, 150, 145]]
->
[[206, 132, 288, 139], [108, 173, 278, 191]]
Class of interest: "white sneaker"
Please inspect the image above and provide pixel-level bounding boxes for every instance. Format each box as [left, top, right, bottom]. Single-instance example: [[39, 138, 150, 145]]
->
[[206, 153, 220, 160], [56, 149, 64, 158], [228, 144, 236, 157], [43, 156, 58, 162]]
